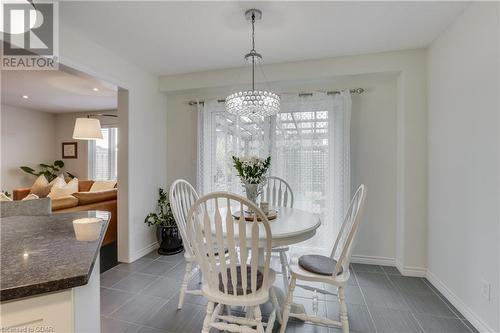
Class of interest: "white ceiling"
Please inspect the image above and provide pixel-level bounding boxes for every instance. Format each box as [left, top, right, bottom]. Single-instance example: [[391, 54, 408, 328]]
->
[[1, 69, 117, 113], [60, 1, 468, 76]]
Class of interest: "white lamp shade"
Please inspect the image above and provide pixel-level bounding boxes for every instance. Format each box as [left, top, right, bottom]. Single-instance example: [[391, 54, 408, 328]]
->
[[72, 118, 103, 140]]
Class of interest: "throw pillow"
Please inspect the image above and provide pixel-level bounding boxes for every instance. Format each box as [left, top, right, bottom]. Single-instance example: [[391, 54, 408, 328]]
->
[[30, 175, 50, 197], [73, 188, 117, 205], [22, 193, 39, 201], [48, 177, 79, 199], [0, 193, 12, 201], [49, 174, 66, 187], [89, 180, 117, 192]]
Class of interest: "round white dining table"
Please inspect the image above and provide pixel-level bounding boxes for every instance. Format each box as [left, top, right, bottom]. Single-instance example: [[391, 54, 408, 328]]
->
[[218, 206, 322, 250], [258, 206, 322, 248]]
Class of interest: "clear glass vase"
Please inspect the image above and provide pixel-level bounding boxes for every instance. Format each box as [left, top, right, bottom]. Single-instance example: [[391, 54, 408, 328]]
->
[[243, 182, 261, 206]]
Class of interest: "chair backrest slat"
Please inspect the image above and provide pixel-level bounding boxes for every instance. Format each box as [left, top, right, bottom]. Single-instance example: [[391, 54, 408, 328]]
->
[[169, 180, 199, 257], [262, 176, 294, 208], [187, 192, 272, 298], [238, 203, 248, 295], [330, 184, 367, 276]]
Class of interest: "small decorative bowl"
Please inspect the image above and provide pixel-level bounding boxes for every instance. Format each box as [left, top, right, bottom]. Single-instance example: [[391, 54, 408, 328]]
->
[[73, 218, 102, 241]]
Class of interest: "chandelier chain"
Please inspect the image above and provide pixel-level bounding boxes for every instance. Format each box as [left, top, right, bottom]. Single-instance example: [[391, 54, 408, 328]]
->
[[251, 12, 255, 91], [251, 13, 256, 51]]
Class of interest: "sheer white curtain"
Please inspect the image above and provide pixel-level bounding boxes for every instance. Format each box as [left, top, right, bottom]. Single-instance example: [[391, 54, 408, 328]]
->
[[197, 100, 268, 195], [197, 91, 352, 251], [272, 92, 351, 251]]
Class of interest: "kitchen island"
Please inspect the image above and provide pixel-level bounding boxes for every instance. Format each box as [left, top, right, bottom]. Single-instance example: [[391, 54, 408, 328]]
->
[[1, 211, 110, 332]]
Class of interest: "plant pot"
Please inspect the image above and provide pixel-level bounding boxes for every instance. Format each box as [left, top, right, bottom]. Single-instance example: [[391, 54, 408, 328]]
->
[[156, 226, 183, 255]]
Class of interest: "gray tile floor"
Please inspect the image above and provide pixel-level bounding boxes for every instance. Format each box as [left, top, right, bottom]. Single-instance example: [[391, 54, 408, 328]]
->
[[100, 251, 478, 333]]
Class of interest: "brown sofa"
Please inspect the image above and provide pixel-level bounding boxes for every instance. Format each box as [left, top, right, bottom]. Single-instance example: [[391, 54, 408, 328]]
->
[[13, 180, 117, 247]]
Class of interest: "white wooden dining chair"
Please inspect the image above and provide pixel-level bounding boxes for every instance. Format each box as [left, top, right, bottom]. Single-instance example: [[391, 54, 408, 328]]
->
[[169, 179, 203, 309], [279, 184, 367, 333], [187, 192, 279, 333], [262, 176, 294, 289]]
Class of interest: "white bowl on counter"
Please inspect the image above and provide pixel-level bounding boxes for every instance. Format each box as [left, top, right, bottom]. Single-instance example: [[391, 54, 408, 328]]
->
[[73, 218, 102, 242]]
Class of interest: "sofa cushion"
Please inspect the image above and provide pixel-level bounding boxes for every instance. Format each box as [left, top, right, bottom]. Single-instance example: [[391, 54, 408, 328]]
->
[[48, 178, 78, 199], [52, 195, 79, 211], [22, 193, 39, 201], [73, 189, 117, 205], [89, 181, 117, 192], [0, 193, 12, 201], [30, 175, 51, 197]]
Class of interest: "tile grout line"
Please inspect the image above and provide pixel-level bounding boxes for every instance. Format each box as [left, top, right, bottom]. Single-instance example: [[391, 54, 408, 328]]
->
[[384, 268, 472, 333], [385, 269, 462, 320], [420, 279, 475, 333], [105, 257, 185, 320], [421, 278, 463, 318], [381, 266, 426, 333], [102, 314, 176, 333], [351, 266, 379, 333], [460, 318, 478, 333], [107, 274, 167, 317]]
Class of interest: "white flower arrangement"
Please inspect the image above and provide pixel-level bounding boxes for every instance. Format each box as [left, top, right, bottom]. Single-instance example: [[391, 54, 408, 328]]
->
[[232, 155, 271, 185]]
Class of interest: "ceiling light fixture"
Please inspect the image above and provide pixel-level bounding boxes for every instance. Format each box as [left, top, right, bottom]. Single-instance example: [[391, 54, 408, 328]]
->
[[92, 87, 99, 92], [22, 95, 29, 99], [225, 9, 280, 117], [72, 114, 117, 140]]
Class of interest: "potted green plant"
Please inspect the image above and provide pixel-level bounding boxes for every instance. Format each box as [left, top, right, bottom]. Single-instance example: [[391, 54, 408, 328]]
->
[[144, 188, 183, 255], [20, 160, 75, 181]]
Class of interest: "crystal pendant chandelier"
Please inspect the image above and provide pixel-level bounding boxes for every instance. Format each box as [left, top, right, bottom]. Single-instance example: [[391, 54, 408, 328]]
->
[[225, 9, 280, 117]]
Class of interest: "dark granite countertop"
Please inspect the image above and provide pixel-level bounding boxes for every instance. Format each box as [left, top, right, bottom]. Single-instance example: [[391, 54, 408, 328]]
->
[[1, 211, 110, 302]]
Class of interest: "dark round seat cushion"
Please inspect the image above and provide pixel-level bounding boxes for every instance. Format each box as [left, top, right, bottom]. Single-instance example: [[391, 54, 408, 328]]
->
[[218, 266, 263, 295], [298, 254, 343, 276]]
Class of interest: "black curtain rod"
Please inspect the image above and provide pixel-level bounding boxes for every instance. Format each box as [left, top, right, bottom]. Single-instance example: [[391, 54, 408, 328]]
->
[[188, 88, 364, 106]]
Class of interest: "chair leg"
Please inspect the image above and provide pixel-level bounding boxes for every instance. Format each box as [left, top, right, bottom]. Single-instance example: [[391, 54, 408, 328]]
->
[[338, 286, 349, 333], [279, 251, 289, 289], [279, 277, 296, 333], [202, 301, 214, 333], [245, 306, 255, 319], [270, 287, 282, 324], [177, 261, 192, 309], [254, 306, 265, 333]]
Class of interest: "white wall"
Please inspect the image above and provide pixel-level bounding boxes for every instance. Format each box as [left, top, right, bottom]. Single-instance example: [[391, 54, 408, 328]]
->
[[0, 105, 56, 193], [427, 2, 499, 332], [161, 49, 427, 272], [350, 76, 398, 262], [59, 25, 168, 262], [54, 110, 118, 179]]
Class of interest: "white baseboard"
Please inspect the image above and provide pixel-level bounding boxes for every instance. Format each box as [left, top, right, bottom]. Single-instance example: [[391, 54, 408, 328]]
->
[[397, 263, 427, 277], [426, 270, 495, 333], [350, 254, 396, 266], [128, 241, 159, 263], [350, 255, 426, 277]]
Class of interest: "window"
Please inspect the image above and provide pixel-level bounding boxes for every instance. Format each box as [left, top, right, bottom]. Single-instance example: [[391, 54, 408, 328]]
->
[[88, 127, 118, 180]]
